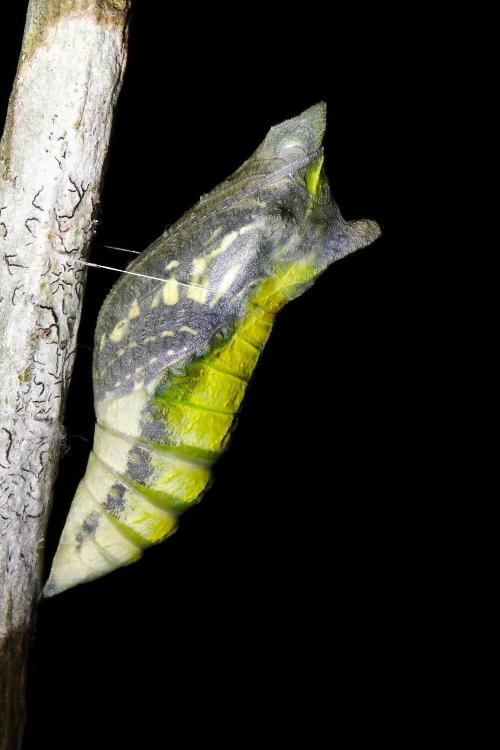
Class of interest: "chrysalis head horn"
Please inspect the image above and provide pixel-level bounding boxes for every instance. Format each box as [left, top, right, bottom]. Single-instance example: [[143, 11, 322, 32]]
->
[[326, 215, 382, 264], [256, 101, 327, 161]]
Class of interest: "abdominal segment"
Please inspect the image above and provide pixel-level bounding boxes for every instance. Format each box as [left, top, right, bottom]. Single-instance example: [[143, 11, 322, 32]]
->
[[44, 300, 275, 596]]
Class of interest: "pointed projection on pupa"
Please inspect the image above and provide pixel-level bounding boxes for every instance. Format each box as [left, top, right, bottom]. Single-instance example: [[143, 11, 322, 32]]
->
[[44, 103, 380, 597]]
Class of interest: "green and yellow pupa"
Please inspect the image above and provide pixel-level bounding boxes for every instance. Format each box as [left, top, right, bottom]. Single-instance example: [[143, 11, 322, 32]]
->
[[44, 103, 380, 596]]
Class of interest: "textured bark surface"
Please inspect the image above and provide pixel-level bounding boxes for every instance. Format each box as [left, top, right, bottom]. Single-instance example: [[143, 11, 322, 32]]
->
[[0, 2, 132, 747]]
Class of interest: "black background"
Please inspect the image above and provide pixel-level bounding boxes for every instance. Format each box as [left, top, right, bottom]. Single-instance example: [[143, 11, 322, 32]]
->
[[2, 3, 423, 747]]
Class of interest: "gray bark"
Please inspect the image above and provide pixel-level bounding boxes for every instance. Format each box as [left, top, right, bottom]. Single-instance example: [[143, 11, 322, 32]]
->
[[0, 2, 133, 747]]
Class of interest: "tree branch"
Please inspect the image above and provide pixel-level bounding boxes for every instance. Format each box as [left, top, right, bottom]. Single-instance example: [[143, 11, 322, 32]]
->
[[0, 2, 133, 747]]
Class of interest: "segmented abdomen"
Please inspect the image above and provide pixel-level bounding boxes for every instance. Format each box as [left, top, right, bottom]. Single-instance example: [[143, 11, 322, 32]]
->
[[44, 301, 275, 595]]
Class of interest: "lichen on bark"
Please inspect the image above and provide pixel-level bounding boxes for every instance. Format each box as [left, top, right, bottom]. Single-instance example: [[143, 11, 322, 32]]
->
[[0, 2, 134, 747], [0, 0, 132, 177]]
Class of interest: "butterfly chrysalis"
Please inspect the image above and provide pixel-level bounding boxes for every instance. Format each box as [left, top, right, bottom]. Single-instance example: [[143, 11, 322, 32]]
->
[[44, 103, 380, 596]]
